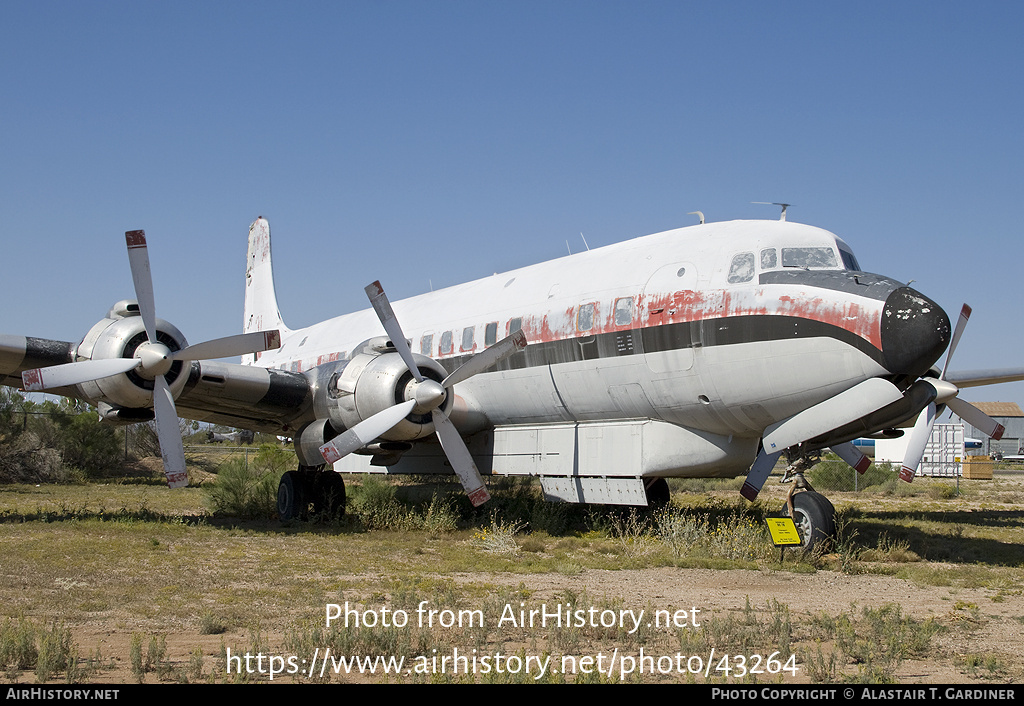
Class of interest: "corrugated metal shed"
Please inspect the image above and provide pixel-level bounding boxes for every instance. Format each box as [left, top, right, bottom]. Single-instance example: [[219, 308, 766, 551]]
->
[[971, 402, 1024, 418], [956, 402, 1024, 456]]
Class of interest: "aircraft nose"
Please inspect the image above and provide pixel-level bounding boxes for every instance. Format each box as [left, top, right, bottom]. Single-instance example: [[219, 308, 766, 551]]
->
[[879, 286, 951, 378]]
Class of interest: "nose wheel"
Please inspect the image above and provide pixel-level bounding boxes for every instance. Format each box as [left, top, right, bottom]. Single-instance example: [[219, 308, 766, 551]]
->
[[783, 488, 836, 551]]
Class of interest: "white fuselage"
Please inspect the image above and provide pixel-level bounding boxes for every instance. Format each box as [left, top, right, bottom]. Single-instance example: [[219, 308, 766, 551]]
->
[[250, 219, 898, 468]]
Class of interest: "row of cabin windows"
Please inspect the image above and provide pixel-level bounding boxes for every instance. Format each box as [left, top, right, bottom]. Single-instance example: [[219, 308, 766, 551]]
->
[[419, 297, 637, 357], [421, 317, 522, 357]]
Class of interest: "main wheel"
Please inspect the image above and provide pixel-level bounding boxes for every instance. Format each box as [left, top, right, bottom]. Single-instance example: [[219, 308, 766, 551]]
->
[[783, 491, 835, 551], [277, 470, 309, 521], [312, 472, 346, 519], [644, 478, 671, 508]]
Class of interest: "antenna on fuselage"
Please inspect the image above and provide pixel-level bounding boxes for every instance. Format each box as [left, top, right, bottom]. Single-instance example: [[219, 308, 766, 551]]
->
[[752, 202, 791, 221], [688, 211, 705, 225]]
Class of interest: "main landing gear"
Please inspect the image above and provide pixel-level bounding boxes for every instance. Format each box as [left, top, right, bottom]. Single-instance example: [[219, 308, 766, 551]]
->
[[277, 466, 346, 521], [780, 455, 836, 551], [643, 478, 671, 508]]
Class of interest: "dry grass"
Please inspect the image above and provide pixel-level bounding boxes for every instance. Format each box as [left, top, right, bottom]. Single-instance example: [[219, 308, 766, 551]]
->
[[0, 470, 1022, 683]]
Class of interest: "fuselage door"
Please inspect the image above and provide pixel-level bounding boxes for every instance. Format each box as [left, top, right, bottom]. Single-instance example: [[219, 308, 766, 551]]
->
[[640, 262, 698, 374]]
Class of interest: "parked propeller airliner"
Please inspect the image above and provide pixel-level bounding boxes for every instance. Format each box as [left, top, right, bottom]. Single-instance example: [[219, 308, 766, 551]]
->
[[3, 214, 1022, 547]]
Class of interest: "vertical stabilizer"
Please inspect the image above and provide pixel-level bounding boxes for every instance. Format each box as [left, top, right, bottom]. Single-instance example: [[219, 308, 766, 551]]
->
[[243, 217, 289, 365]]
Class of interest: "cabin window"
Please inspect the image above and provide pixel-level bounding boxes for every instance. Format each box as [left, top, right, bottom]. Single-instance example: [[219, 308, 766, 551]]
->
[[461, 326, 475, 352], [577, 303, 595, 332], [508, 317, 523, 334], [614, 297, 633, 326], [782, 247, 838, 269], [440, 331, 453, 355], [727, 252, 756, 283], [485, 322, 498, 346], [760, 248, 778, 270], [420, 334, 433, 356]]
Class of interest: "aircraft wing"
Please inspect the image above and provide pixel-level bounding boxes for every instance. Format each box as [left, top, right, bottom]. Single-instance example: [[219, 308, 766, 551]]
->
[[0, 334, 75, 390], [173, 360, 312, 433], [1, 333, 313, 434]]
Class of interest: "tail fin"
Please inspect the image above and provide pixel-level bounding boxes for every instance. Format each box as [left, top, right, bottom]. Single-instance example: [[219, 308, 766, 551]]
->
[[243, 217, 290, 365]]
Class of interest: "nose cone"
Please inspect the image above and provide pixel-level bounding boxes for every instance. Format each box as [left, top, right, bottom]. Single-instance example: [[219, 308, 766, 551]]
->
[[880, 287, 950, 378]]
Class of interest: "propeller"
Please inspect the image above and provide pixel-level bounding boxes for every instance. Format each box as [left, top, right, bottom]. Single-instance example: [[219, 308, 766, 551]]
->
[[740, 377, 903, 500], [22, 230, 282, 488], [319, 280, 527, 506], [899, 304, 1004, 482]]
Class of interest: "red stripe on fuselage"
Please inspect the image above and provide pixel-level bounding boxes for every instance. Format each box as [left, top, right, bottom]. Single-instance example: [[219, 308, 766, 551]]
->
[[500, 286, 882, 353]]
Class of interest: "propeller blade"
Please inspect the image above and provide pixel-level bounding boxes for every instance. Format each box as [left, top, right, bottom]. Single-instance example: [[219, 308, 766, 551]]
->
[[442, 330, 527, 388], [175, 330, 282, 362], [946, 397, 1005, 440], [431, 409, 490, 506], [125, 231, 158, 343], [941, 304, 971, 380], [831, 442, 872, 474], [365, 281, 423, 382], [153, 376, 188, 488], [319, 400, 416, 464], [899, 402, 936, 482], [21, 358, 140, 391], [740, 448, 781, 501]]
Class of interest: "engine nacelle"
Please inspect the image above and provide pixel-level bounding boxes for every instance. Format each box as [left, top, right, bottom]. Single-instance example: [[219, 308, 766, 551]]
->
[[74, 300, 189, 409], [321, 337, 453, 444]]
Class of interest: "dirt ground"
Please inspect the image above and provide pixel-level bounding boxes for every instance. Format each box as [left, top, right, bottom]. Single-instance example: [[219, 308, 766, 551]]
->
[[4, 470, 1023, 685], [46, 566, 1023, 685]]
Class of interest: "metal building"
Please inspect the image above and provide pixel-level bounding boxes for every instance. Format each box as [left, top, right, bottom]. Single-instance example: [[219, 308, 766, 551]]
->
[[956, 402, 1024, 458]]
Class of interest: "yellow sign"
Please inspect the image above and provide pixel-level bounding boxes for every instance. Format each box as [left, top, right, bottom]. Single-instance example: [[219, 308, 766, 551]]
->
[[765, 517, 802, 546]]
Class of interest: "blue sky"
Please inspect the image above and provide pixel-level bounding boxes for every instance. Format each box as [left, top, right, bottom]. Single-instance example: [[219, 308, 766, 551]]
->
[[3, 1, 1024, 410]]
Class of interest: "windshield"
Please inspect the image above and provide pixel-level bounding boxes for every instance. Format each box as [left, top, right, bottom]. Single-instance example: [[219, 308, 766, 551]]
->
[[782, 247, 838, 269]]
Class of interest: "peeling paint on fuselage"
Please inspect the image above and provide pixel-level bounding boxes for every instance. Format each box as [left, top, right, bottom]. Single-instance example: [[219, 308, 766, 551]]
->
[[254, 220, 903, 442]]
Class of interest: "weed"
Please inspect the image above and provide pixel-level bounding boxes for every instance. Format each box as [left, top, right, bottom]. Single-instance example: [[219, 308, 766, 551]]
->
[[199, 609, 228, 635], [34, 621, 73, 683], [655, 507, 710, 556], [473, 516, 524, 554], [607, 509, 655, 557], [128, 633, 144, 682], [803, 643, 838, 682], [421, 493, 459, 535], [962, 652, 1007, 677], [859, 534, 920, 563], [0, 616, 38, 671]]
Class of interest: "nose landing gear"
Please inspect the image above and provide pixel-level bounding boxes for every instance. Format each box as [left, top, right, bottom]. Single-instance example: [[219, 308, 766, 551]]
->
[[780, 456, 836, 551]]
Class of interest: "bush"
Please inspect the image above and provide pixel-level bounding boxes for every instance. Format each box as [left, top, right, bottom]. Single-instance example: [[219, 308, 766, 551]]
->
[[204, 457, 283, 519], [0, 390, 70, 483], [807, 456, 897, 492]]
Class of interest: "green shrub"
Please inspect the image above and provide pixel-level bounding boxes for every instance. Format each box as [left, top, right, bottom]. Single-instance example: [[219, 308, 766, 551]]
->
[[808, 456, 897, 491], [204, 457, 283, 519]]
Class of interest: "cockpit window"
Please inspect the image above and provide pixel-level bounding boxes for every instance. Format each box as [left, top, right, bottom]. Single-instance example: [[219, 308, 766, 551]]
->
[[728, 252, 756, 283], [839, 248, 861, 271], [782, 247, 838, 269], [760, 248, 778, 269]]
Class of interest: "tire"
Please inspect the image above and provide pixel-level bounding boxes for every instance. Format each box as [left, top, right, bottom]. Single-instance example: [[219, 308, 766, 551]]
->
[[644, 478, 671, 508], [312, 472, 346, 519], [277, 470, 308, 521], [784, 491, 835, 550]]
